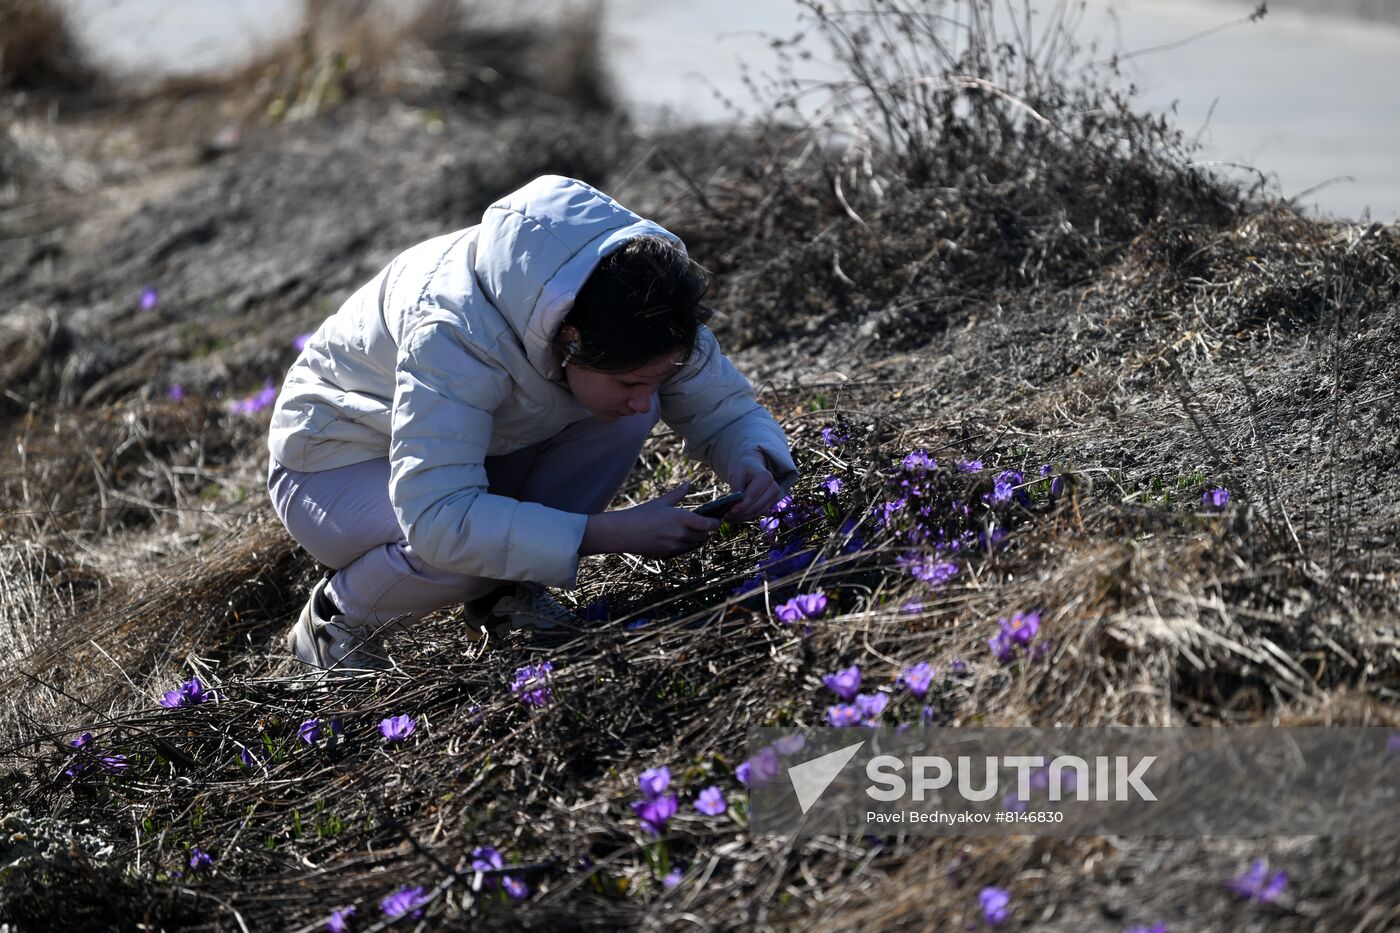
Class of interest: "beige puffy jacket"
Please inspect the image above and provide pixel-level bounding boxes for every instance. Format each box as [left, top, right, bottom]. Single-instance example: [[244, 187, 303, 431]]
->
[[268, 175, 797, 589]]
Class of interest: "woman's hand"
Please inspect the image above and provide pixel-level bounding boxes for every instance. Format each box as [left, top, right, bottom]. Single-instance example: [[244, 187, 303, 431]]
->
[[580, 482, 719, 558], [723, 451, 782, 523]]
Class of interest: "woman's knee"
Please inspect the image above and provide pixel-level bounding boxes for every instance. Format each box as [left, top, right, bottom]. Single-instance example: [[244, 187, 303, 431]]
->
[[268, 459, 403, 570]]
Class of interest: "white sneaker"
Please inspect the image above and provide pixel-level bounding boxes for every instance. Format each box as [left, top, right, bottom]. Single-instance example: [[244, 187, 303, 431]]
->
[[487, 583, 580, 632], [285, 576, 390, 676]]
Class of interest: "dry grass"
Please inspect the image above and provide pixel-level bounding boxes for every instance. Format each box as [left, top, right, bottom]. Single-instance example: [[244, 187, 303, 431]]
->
[[0, 0, 95, 94], [1, 384, 1396, 928], [155, 0, 614, 124], [1, 1, 1398, 930]]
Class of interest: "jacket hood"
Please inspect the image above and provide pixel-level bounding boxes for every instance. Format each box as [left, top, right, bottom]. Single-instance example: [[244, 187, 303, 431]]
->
[[471, 175, 684, 382]]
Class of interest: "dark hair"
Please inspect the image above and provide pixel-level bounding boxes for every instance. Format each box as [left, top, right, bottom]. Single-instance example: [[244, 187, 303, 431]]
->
[[558, 236, 714, 373]]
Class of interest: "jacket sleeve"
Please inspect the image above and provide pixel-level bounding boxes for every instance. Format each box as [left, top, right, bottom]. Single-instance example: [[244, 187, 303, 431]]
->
[[388, 319, 590, 588], [659, 326, 798, 489]]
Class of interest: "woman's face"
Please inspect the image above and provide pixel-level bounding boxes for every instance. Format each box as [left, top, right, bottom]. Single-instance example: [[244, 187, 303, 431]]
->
[[563, 352, 682, 421]]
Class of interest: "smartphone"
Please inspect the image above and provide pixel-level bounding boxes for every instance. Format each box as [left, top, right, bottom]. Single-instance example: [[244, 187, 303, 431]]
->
[[693, 491, 745, 519]]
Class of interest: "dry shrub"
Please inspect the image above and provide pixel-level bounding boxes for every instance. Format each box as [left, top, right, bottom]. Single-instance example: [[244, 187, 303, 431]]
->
[[661, 0, 1245, 352], [0, 0, 95, 93], [160, 0, 614, 123]]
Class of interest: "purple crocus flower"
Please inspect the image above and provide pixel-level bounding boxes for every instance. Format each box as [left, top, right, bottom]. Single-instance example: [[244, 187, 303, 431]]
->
[[980, 525, 1011, 552], [758, 515, 780, 538], [795, 592, 827, 617], [822, 664, 861, 700], [749, 746, 780, 783], [139, 287, 159, 310], [979, 886, 1012, 925], [63, 733, 97, 777], [758, 540, 819, 579], [951, 659, 967, 674], [626, 617, 649, 630], [1002, 790, 1029, 813], [380, 885, 429, 920], [632, 793, 679, 835], [821, 475, 842, 495], [772, 733, 806, 755], [736, 761, 752, 785], [378, 714, 416, 743], [695, 785, 727, 816], [166, 384, 185, 401], [227, 377, 279, 416], [898, 662, 935, 699], [1204, 487, 1231, 510], [854, 692, 888, 724], [1003, 612, 1041, 646], [826, 705, 861, 727], [777, 591, 827, 622], [771, 495, 792, 514], [989, 480, 1014, 505], [821, 426, 850, 447], [902, 555, 958, 587], [188, 847, 213, 872], [662, 868, 684, 889], [1125, 925, 1166, 933], [298, 719, 323, 745], [957, 458, 983, 473], [902, 450, 936, 472], [239, 746, 260, 768], [510, 662, 554, 707], [874, 497, 906, 528], [988, 630, 1016, 664], [775, 598, 804, 625], [326, 906, 356, 933], [639, 766, 671, 800], [160, 677, 207, 709], [471, 846, 529, 900], [471, 845, 504, 873], [1050, 475, 1065, 498], [1227, 859, 1287, 903], [838, 517, 865, 552], [101, 755, 129, 772], [293, 333, 313, 352]]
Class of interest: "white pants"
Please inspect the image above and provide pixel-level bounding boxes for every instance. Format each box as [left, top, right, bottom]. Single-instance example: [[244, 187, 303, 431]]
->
[[267, 396, 659, 626]]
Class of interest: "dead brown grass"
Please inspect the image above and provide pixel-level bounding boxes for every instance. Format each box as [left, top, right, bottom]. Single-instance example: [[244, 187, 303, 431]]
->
[[0, 0, 96, 94], [156, 0, 614, 124], [1, 2, 1397, 930]]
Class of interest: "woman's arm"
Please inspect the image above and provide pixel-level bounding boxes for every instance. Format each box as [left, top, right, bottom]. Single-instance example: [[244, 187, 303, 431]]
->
[[389, 320, 591, 587], [722, 450, 786, 522], [659, 327, 799, 515], [579, 483, 719, 557]]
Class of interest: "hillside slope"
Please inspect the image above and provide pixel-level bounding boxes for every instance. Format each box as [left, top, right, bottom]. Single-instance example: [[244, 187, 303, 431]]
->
[[2, 2, 1398, 930]]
